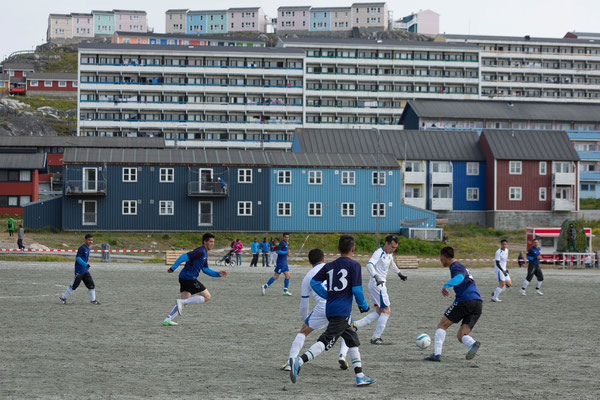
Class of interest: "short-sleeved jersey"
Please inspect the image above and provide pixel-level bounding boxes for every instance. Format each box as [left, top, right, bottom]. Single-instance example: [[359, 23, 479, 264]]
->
[[367, 247, 399, 282], [180, 246, 208, 280], [449, 261, 481, 303], [313, 257, 362, 317], [494, 248, 508, 270], [276, 240, 289, 267], [301, 262, 327, 307], [74, 244, 90, 274], [527, 246, 541, 265]]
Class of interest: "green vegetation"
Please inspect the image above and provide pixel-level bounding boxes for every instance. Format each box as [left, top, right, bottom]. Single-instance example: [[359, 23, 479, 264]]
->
[[17, 96, 76, 112], [38, 51, 78, 74], [580, 199, 600, 209], [48, 121, 76, 136]]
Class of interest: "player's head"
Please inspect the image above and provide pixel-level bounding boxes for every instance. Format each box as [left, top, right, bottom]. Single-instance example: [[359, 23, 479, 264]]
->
[[308, 248, 324, 266], [282, 233, 290, 242], [440, 246, 454, 266], [532, 239, 539, 248], [338, 235, 355, 255], [383, 235, 399, 254], [84, 233, 94, 246], [500, 239, 508, 250], [202, 233, 216, 250]]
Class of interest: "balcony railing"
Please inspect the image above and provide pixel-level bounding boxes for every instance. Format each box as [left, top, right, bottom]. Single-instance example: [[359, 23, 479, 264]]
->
[[430, 172, 453, 184], [65, 180, 107, 196], [553, 172, 576, 185], [404, 171, 426, 184], [403, 197, 426, 209], [188, 181, 228, 197], [431, 197, 453, 211], [552, 198, 576, 211]]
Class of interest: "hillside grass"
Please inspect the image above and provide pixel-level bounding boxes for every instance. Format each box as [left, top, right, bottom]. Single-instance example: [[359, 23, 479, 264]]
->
[[17, 96, 76, 112], [38, 51, 78, 74]]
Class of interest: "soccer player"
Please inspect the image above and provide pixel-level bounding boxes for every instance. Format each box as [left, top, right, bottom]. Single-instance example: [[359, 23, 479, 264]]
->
[[424, 246, 482, 362], [491, 239, 511, 302], [289, 235, 375, 386], [520, 238, 544, 296], [162, 233, 227, 326], [59, 233, 100, 305], [261, 233, 291, 296]]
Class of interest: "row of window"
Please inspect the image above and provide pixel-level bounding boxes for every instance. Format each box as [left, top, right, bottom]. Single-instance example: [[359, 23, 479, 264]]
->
[[0, 195, 31, 207], [508, 186, 572, 201], [508, 161, 572, 175], [0, 170, 32, 182], [29, 80, 75, 88]]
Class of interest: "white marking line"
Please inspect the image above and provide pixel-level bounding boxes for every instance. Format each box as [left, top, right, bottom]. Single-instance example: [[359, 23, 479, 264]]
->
[[0, 294, 54, 299]]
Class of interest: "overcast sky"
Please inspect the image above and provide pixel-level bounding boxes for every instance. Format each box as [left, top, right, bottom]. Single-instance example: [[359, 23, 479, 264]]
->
[[1, 0, 599, 60]]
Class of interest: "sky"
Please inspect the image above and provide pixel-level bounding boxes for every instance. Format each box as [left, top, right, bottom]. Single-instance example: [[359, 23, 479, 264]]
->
[[1, 0, 599, 61]]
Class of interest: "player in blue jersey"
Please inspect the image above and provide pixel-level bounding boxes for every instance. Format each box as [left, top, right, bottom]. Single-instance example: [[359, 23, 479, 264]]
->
[[520, 239, 544, 296], [261, 233, 292, 296], [59, 234, 100, 305], [289, 235, 375, 386], [162, 233, 227, 326], [424, 246, 482, 362]]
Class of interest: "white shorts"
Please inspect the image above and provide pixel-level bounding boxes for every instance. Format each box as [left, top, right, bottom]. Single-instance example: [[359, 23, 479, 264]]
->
[[304, 304, 328, 330], [495, 266, 511, 282], [368, 278, 390, 309]]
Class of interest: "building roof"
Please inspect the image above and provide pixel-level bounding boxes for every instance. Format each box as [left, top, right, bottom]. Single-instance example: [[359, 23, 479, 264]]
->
[[112, 10, 147, 14], [113, 31, 266, 43], [70, 13, 93, 16], [277, 6, 312, 10], [28, 73, 77, 80], [352, 2, 387, 6], [481, 130, 580, 161], [228, 7, 262, 11], [189, 10, 227, 14], [0, 136, 165, 149], [49, 14, 72, 18], [79, 42, 304, 55], [62, 148, 399, 168], [294, 128, 485, 161], [401, 99, 600, 123], [278, 37, 478, 49], [0, 153, 46, 169], [443, 33, 600, 46], [2, 63, 35, 70], [166, 9, 190, 13], [312, 7, 352, 11], [91, 10, 114, 14], [567, 32, 600, 38]]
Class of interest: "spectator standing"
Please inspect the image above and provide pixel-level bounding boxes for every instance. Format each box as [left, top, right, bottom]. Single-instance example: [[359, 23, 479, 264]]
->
[[250, 238, 260, 267], [260, 237, 269, 267], [517, 252, 525, 268], [7, 217, 15, 237], [269, 238, 278, 267], [595, 251, 599, 269], [233, 239, 243, 266], [17, 225, 25, 250]]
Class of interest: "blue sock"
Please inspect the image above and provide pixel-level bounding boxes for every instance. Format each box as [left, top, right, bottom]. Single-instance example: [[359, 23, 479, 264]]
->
[[167, 305, 178, 319], [284, 278, 290, 291], [266, 277, 276, 287]]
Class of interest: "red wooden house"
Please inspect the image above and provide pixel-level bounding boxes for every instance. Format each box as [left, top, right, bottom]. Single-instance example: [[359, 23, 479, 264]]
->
[[26, 73, 77, 98], [0, 153, 47, 215]]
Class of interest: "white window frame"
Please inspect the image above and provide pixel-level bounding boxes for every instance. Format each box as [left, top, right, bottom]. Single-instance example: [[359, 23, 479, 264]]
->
[[371, 202, 386, 217], [509, 187, 522, 201], [159, 200, 174, 215], [238, 168, 252, 183], [58, 81, 67, 87], [277, 170, 291, 184], [341, 202, 355, 217], [308, 170, 322, 185], [308, 202, 322, 217], [539, 161, 547, 175], [122, 167, 138, 182], [237, 201, 252, 216], [122, 200, 137, 215], [44, 80, 53, 87], [466, 162, 479, 176], [466, 187, 479, 201], [341, 170, 355, 185], [277, 202, 291, 216], [82, 200, 97, 225], [539, 187, 547, 201], [30, 80, 38, 87], [198, 201, 213, 226], [509, 161, 522, 175], [159, 168, 174, 183], [372, 171, 386, 185]]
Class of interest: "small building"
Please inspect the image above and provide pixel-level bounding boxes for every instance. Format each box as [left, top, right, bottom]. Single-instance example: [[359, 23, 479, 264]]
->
[[3, 63, 35, 95], [26, 73, 78, 98], [309, 8, 332, 32], [187, 10, 227, 35], [393, 9, 439, 35], [47, 14, 72, 41], [0, 153, 47, 215], [569, 131, 600, 199], [0, 73, 8, 94], [71, 13, 94, 37], [165, 9, 188, 34], [277, 6, 311, 32], [228, 7, 266, 33], [564, 32, 600, 40], [351, 2, 388, 31], [113, 10, 147, 33], [92, 10, 115, 36]]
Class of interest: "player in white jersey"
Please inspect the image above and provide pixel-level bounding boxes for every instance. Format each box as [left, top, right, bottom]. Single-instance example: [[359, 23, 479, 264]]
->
[[491, 239, 511, 302], [281, 249, 350, 371]]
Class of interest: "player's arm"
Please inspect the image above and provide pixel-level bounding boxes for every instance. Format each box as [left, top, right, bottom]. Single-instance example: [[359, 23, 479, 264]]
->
[[442, 273, 464, 297], [299, 274, 312, 320], [389, 258, 407, 281], [199, 256, 226, 278], [76, 256, 90, 269], [310, 278, 327, 299], [495, 259, 508, 275], [168, 252, 189, 273], [276, 244, 288, 255]]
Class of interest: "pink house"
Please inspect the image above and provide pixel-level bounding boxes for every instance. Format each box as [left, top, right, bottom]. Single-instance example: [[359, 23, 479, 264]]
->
[[71, 13, 94, 37], [228, 7, 266, 33], [113, 10, 147, 33], [277, 6, 310, 32], [394, 9, 439, 35]]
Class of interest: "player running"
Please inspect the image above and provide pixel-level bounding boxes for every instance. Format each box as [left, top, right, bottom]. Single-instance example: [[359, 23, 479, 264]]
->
[[520, 238, 544, 296], [491, 239, 511, 302], [289, 235, 375, 386], [59, 233, 100, 305], [424, 246, 482, 362], [262, 233, 292, 296], [162, 233, 226, 326]]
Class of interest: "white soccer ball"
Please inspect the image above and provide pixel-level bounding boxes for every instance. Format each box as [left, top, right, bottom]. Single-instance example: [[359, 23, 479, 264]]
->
[[416, 333, 431, 349]]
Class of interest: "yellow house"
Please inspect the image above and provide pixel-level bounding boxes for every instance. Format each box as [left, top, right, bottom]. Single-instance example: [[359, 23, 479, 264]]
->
[[0, 73, 9, 94]]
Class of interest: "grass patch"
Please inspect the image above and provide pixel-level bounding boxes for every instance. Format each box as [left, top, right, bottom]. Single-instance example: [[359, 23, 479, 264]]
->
[[38, 51, 78, 74], [18, 96, 76, 112], [48, 121, 76, 136], [580, 199, 600, 210]]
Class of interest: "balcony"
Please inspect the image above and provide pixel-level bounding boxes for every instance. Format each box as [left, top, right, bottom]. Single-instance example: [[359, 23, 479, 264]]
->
[[65, 180, 107, 196], [553, 172, 576, 185], [431, 198, 453, 211], [552, 198, 576, 211], [404, 171, 426, 184], [188, 181, 228, 197], [403, 197, 426, 209], [430, 172, 453, 184]]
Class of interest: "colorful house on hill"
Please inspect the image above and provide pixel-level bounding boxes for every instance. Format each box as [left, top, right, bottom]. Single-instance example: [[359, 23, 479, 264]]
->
[[113, 10, 147, 33], [187, 10, 227, 34], [277, 6, 311, 31], [228, 7, 266, 33], [47, 14, 72, 40], [71, 13, 94, 37], [309, 8, 332, 32], [0, 153, 47, 215], [92, 10, 115, 36], [165, 9, 188, 34]]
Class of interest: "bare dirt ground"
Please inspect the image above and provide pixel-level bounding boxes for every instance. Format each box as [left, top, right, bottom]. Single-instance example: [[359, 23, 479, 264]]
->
[[1, 260, 599, 399]]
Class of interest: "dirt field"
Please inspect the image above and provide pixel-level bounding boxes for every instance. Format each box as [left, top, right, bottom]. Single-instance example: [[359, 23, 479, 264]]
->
[[1, 259, 599, 399]]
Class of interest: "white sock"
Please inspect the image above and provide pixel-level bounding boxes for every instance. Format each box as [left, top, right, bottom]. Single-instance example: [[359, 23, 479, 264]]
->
[[536, 281, 543, 290], [492, 287, 502, 299], [339, 339, 349, 359], [302, 341, 325, 364], [522, 280, 530, 290], [356, 312, 379, 328], [182, 296, 205, 305], [434, 328, 446, 356], [61, 286, 73, 299], [500, 286, 507, 293], [348, 347, 362, 376], [289, 333, 306, 359], [88, 289, 96, 302], [372, 312, 390, 338], [461, 335, 476, 348], [166, 305, 178, 320]]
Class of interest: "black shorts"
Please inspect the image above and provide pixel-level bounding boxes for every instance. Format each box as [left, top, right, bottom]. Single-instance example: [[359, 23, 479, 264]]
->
[[71, 272, 95, 290], [317, 316, 360, 350], [179, 278, 206, 294], [444, 299, 482, 328]]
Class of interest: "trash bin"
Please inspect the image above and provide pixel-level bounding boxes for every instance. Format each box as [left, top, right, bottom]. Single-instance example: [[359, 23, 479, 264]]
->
[[101, 243, 111, 262]]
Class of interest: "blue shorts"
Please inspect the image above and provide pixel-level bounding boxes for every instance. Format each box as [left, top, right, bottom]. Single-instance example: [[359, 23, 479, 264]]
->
[[274, 264, 289, 274]]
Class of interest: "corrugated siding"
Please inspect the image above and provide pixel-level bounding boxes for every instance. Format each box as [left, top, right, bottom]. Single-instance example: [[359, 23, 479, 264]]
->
[[480, 135, 496, 210], [24, 197, 62, 230], [496, 161, 552, 211], [453, 161, 486, 211]]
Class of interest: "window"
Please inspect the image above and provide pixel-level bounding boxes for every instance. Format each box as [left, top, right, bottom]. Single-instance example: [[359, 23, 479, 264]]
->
[[466, 187, 479, 201], [19, 170, 31, 181], [466, 162, 479, 175], [238, 201, 252, 216], [159, 168, 174, 183], [30, 80, 38, 87], [122, 200, 137, 215], [509, 161, 522, 175], [159, 200, 174, 215], [372, 203, 385, 217], [82, 200, 97, 225], [432, 186, 451, 198], [431, 162, 452, 173], [19, 196, 31, 206], [58, 81, 67, 87], [238, 168, 252, 183], [44, 81, 53, 87], [405, 186, 421, 198], [122, 167, 137, 182], [553, 162, 571, 173], [277, 170, 291, 184], [341, 170, 355, 185], [539, 161, 547, 175], [341, 202, 355, 217], [509, 187, 522, 201], [582, 184, 596, 191], [277, 202, 291, 216], [539, 187, 547, 201], [372, 171, 386, 185], [308, 202, 322, 216], [308, 170, 322, 185], [404, 161, 422, 172]]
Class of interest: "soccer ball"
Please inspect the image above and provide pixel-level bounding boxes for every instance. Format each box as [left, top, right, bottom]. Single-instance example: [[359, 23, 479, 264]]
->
[[416, 333, 431, 349]]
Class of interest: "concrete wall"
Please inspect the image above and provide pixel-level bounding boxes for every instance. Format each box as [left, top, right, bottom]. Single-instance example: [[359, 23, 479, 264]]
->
[[437, 210, 487, 226], [579, 210, 600, 221], [486, 211, 579, 229]]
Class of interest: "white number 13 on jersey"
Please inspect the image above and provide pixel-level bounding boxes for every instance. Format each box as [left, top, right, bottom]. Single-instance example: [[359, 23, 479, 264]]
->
[[326, 268, 348, 292]]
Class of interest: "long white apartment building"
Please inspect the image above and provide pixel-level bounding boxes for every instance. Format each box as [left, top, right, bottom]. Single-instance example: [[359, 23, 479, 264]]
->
[[77, 43, 304, 148], [441, 34, 600, 102], [277, 37, 481, 129]]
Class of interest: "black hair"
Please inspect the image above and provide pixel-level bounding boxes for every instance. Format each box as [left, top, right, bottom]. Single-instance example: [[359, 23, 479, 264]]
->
[[385, 234, 399, 244], [84, 234, 93, 239], [308, 248, 324, 265], [440, 246, 454, 259], [282, 232, 290, 237], [500, 239, 508, 244], [338, 235, 355, 254], [202, 233, 215, 243]]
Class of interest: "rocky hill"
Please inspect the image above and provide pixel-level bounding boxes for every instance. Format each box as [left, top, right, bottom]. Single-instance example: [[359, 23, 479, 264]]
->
[[0, 98, 75, 136]]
